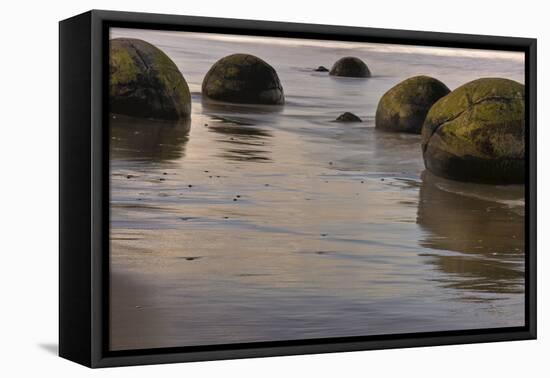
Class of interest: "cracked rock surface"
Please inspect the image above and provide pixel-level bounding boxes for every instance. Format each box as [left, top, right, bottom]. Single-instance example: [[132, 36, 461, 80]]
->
[[421, 78, 525, 184], [109, 38, 191, 120], [202, 54, 285, 105]]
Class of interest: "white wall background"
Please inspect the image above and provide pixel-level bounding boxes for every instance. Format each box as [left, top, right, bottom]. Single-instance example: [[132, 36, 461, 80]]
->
[[0, 0, 546, 375]]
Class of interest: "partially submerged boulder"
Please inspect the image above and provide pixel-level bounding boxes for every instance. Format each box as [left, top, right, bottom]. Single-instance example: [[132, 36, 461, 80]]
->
[[202, 54, 284, 105], [421, 78, 525, 184], [314, 66, 329, 72], [334, 112, 362, 122], [329, 57, 371, 78], [375, 76, 450, 134], [109, 38, 191, 120]]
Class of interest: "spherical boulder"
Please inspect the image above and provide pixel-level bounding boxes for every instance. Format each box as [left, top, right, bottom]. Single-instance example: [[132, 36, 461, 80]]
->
[[202, 54, 284, 105], [334, 112, 362, 122], [109, 38, 191, 120], [375, 76, 450, 134], [329, 57, 371, 78], [421, 78, 525, 184]]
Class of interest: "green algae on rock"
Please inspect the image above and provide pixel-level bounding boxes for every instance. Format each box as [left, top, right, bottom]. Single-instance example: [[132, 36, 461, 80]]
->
[[202, 54, 284, 105], [421, 78, 525, 184], [109, 38, 191, 120], [329, 57, 371, 78], [375, 76, 450, 134], [334, 112, 362, 122]]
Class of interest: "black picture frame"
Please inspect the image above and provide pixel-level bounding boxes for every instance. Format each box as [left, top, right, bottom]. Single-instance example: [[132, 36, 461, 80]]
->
[[59, 9, 537, 368]]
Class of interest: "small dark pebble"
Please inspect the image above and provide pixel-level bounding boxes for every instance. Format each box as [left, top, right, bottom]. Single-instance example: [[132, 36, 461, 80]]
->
[[265, 184, 270, 186], [162, 172, 168, 175], [159, 178, 165, 181], [182, 256, 202, 261], [314, 66, 329, 72], [188, 184, 193, 187], [361, 180, 364, 183], [329, 162, 333, 165], [381, 178, 385, 181], [216, 176, 221, 178], [223, 216, 229, 219], [236, 195, 241, 198], [209, 176, 213, 178], [204, 170, 209, 173], [233, 198, 238, 201], [320, 233, 328, 237], [126, 174, 134, 179]]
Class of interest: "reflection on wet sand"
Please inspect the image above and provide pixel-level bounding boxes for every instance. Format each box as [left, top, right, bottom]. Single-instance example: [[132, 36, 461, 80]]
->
[[417, 171, 524, 294], [110, 115, 191, 162], [206, 116, 273, 163]]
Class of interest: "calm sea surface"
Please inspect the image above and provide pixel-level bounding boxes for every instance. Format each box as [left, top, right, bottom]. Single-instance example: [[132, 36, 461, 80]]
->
[[109, 29, 525, 350]]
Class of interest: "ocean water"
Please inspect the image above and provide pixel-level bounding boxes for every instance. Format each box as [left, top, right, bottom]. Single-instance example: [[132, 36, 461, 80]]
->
[[109, 28, 526, 351]]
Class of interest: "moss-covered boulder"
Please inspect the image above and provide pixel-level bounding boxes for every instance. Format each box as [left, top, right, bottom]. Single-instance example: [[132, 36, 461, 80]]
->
[[329, 57, 371, 78], [202, 54, 284, 105], [109, 38, 191, 120], [421, 78, 525, 184], [375, 76, 450, 134]]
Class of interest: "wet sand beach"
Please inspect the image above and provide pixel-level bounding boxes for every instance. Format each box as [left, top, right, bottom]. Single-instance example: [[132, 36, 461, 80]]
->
[[109, 29, 525, 351]]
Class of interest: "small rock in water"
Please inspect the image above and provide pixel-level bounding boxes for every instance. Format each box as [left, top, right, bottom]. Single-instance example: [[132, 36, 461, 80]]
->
[[330, 57, 371, 78], [126, 174, 134, 179], [162, 172, 168, 175], [314, 66, 329, 72], [183, 256, 202, 261], [320, 233, 327, 237], [334, 112, 362, 122], [188, 184, 193, 187]]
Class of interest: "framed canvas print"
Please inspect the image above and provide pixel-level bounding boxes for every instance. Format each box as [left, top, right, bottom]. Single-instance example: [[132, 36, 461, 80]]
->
[[59, 10, 537, 368]]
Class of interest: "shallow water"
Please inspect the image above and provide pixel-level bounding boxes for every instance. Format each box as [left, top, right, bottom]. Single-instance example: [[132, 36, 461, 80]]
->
[[109, 29, 525, 351]]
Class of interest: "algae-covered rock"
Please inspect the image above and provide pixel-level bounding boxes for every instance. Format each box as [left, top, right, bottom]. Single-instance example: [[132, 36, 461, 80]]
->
[[202, 54, 284, 105], [334, 112, 362, 122], [421, 78, 525, 184], [329, 57, 371, 78], [375, 76, 450, 134], [109, 38, 191, 120]]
